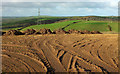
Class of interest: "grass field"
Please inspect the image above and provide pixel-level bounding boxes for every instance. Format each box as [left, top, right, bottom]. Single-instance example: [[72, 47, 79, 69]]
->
[[2, 16, 118, 33], [21, 20, 118, 33]]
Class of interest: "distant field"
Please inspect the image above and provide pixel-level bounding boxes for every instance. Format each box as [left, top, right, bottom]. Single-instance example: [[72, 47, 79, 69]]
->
[[2, 16, 63, 24], [2, 16, 66, 31], [2, 17, 36, 26]]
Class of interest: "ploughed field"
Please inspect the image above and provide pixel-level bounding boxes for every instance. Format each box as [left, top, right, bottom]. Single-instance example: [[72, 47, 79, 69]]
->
[[2, 34, 118, 72]]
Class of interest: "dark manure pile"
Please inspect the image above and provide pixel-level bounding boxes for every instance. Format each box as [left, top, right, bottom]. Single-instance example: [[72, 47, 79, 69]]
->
[[2, 29, 102, 36], [3, 30, 24, 36]]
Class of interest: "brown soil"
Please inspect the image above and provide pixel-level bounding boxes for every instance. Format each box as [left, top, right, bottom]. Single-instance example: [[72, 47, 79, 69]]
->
[[22, 29, 36, 35], [53, 29, 66, 34], [91, 31, 102, 34], [66, 29, 80, 34], [66, 30, 102, 34], [37, 29, 52, 34], [81, 30, 92, 34], [2, 34, 118, 72]]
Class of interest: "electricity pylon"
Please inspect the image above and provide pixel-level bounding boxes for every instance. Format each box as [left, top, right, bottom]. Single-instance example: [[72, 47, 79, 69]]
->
[[38, 8, 40, 16], [37, 8, 40, 25]]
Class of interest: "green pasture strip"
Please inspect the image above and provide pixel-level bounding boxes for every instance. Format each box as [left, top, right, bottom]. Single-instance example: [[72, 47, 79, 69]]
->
[[2, 27, 22, 31]]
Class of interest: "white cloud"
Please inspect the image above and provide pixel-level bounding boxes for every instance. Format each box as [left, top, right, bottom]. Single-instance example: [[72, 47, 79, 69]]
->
[[2, 2, 115, 8], [1, 2, 118, 16], [110, 1, 118, 8], [2, 0, 119, 2]]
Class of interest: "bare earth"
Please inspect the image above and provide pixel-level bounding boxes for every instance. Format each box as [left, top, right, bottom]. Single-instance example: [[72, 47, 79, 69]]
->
[[2, 34, 118, 72]]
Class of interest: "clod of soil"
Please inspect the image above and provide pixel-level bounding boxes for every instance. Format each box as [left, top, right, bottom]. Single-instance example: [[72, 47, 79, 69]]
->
[[3, 30, 23, 36], [66, 30, 102, 34], [38, 29, 52, 34], [53, 29, 66, 34], [66, 29, 80, 34], [81, 30, 92, 34], [23, 29, 36, 35], [91, 31, 102, 34]]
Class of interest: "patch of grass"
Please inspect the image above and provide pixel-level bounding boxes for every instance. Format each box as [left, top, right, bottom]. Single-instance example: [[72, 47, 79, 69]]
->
[[109, 22, 118, 32]]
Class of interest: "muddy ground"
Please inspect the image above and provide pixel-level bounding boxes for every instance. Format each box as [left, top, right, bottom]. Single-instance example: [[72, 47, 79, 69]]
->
[[2, 34, 118, 73]]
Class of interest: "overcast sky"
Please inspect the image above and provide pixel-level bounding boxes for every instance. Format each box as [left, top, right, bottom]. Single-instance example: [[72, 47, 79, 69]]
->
[[1, 0, 119, 16]]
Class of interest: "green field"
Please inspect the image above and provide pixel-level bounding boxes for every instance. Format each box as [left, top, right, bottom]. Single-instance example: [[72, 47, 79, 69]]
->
[[2, 16, 118, 33], [22, 20, 118, 32]]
